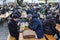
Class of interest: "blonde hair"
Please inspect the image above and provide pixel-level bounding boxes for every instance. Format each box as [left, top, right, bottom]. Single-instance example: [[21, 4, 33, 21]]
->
[[21, 11, 27, 18]]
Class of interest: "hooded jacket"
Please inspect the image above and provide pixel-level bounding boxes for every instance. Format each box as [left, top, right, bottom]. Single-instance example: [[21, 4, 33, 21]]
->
[[29, 15, 44, 38], [43, 15, 56, 35], [8, 19, 19, 37]]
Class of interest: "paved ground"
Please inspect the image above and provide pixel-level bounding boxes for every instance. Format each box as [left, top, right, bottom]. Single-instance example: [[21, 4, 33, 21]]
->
[[0, 21, 9, 40]]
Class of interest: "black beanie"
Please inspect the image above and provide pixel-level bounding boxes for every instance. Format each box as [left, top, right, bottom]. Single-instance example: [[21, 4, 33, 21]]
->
[[12, 14, 19, 18]]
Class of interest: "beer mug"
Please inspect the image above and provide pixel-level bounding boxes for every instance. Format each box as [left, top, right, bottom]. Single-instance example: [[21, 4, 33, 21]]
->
[[20, 22, 25, 32], [25, 22, 29, 30]]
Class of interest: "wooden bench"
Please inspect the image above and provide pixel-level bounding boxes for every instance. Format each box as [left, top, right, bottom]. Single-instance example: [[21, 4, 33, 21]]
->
[[7, 34, 15, 40]]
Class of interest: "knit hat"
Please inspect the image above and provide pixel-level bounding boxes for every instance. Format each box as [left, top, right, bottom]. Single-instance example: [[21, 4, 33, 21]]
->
[[12, 14, 19, 18], [27, 14, 33, 19], [46, 14, 54, 19]]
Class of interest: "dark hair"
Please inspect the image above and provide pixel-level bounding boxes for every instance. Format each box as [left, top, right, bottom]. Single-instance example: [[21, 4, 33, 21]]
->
[[12, 14, 19, 19]]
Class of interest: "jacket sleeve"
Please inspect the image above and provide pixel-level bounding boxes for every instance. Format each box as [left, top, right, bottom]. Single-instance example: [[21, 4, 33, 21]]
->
[[8, 23, 17, 33], [29, 21, 39, 30]]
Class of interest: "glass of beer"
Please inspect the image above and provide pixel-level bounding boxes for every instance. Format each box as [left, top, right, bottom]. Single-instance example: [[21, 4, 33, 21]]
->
[[25, 22, 29, 30], [20, 22, 25, 32]]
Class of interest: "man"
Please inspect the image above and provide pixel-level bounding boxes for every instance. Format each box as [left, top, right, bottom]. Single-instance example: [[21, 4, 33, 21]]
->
[[43, 14, 56, 40], [8, 15, 19, 40], [27, 14, 46, 40], [1, 6, 7, 14], [55, 11, 60, 40]]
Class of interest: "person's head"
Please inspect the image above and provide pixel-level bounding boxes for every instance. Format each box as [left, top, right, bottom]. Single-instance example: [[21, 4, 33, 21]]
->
[[18, 8, 21, 12], [27, 14, 33, 21], [46, 14, 55, 20], [21, 11, 27, 18], [12, 14, 19, 21]]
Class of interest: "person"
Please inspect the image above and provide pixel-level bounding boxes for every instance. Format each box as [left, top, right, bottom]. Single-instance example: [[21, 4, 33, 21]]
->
[[27, 14, 46, 40], [20, 11, 27, 22], [33, 7, 40, 19], [1, 6, 7, 14], [10, 6, 21, 18], [8, 15, 19, 40], [55, 10, 60, 24], [43, 14, 56, 40], [26, 7, 35, 15], [26, 8, 32, 14], [55, 13, 60, 40]]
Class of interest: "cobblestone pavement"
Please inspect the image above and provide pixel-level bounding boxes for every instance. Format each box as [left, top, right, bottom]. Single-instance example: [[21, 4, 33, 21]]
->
[[0, 21, 9, 40]]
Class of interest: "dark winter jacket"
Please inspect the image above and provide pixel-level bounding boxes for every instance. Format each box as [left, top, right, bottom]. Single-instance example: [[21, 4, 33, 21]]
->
[[43, 19, 56, 35], [26, 8, 35, 14], [26, 9, 32, 14], [29, 18, 44, 38], [8, 19, 19, 37], [33, 11, 40, 18]]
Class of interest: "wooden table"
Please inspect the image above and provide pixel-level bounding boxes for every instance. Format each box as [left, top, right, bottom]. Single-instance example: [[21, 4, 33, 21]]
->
[[0, 11, 12, 18], [56, 24, 60, 32]]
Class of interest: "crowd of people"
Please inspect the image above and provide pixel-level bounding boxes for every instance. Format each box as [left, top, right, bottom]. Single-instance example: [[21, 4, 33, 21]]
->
[[7, 3, 60, 40]]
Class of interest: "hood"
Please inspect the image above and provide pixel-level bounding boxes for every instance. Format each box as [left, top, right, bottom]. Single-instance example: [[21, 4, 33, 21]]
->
[[46, 14, 54, 19], [33, 13, 39, 18]]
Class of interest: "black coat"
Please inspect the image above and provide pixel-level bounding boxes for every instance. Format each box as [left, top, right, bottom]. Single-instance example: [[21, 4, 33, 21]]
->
[[43, 19, 56, 35], [55, 14, 60, 24], [8, 19, 19, 37]]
